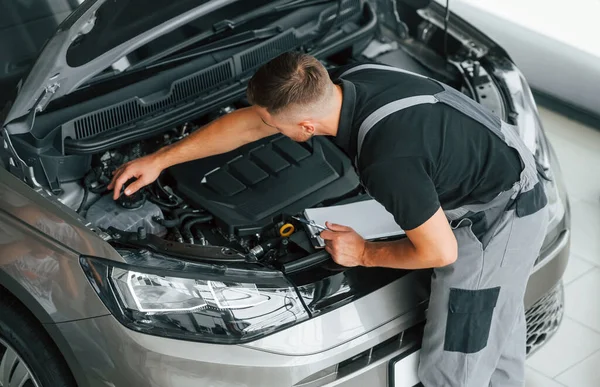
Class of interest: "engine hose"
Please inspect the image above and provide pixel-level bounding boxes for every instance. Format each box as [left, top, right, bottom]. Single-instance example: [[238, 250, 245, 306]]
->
[[156, 178, 183, 205], [76, 185, 90, 214], [156, 213, 213, 228], [89, 184, 108, 194], [77, 170, 100, 214], [171, 227, 184, 243], [148, 194, 181, 209], [167, 207, 198, 218], [181, 217, 213, 244], [194, 229, 207, 246]]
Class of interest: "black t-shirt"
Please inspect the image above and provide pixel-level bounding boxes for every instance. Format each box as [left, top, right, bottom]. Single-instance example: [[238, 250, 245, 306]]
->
[[330, 65, 522, 230]]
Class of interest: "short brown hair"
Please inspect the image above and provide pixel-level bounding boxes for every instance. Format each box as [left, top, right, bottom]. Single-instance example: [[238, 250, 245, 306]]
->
[[246, 52, 331, 114]]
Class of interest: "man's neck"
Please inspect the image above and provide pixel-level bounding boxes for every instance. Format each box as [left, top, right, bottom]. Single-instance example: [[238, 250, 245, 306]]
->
[[317, 84, 343, 137]]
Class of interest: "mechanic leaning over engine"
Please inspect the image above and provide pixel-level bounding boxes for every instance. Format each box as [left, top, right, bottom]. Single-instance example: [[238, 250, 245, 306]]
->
[[109, 52, 548, 387]]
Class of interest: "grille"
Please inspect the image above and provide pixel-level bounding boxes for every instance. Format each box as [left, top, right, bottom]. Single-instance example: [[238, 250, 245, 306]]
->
[[73, 62, 233, 140], [525, 282, 564, 356], [294, 322, 425, 387]]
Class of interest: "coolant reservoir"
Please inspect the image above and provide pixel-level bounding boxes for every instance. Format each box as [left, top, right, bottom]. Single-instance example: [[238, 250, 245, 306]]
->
[[86, 194, 166, 236]]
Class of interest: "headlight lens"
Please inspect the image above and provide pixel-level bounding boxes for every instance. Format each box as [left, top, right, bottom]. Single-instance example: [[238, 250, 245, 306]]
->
[[111, 269, 209, 313], [82, 252, 309, 344], [534, 115, 566, 230]]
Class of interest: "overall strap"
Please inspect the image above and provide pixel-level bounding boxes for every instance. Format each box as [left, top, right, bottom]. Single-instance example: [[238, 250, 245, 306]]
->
[[356, 96, 438, 159], [338, 64, 438, 160]]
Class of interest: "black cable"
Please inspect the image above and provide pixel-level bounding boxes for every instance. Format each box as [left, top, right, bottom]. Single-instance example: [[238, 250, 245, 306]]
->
[[147, 194, 181, 209], [443, 0, 450, 59], [77, 171, 98, 215], [76, 185, 90, 214], [254, 260, 313, 318]]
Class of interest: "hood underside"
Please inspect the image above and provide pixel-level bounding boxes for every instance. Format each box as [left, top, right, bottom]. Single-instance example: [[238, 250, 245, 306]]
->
[[3, 0, 243, 130]]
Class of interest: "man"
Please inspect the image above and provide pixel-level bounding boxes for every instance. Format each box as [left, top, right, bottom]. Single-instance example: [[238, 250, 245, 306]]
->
[[109, 52, 548, 386]]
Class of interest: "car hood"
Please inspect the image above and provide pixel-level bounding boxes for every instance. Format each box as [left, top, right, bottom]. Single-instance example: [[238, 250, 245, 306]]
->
[[3, 0, 240, 133]]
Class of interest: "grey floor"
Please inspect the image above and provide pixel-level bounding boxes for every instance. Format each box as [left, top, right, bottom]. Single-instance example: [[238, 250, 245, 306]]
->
[[525, 107, 600, 386]]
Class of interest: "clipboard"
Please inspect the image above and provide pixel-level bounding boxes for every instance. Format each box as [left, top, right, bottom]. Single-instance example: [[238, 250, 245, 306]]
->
[[302, 199, 405, 248]]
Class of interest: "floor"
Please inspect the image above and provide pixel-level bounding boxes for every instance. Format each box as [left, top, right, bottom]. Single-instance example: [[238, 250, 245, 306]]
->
[[525, 107, 600, 387]]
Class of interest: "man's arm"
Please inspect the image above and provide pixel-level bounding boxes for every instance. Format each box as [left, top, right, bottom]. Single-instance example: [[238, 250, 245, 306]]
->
[[108, 106, 278, 199], [364, 207, 457, 268], [320, 207, 457, 269]]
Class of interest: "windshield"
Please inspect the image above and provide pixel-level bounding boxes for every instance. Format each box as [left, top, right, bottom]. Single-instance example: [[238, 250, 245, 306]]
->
[[0, 0, 78, 110]]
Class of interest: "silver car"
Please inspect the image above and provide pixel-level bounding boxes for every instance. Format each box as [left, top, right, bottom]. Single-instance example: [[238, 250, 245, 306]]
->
[[0, 0, 569, 386]]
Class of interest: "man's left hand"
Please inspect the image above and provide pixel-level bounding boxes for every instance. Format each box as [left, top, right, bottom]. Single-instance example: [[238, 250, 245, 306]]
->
[[320, 222, 367, 267]]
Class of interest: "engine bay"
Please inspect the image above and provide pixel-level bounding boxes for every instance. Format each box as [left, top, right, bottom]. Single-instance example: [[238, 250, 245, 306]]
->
[[74, 100, 361, 263]]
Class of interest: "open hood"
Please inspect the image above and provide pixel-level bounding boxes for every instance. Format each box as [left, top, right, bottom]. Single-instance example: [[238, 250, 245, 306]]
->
[[3, 0, 240, 132]]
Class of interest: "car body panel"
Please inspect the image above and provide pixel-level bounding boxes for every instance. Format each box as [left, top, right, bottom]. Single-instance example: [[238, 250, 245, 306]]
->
[[0, 208, 110, 323], [0, 167, 121, 261], [0, 167, 116, 322]]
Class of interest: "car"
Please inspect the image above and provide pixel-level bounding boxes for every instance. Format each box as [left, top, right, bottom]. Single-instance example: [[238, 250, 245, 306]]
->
[[0, 0, 570, 386], [438, 0, 600, 125]]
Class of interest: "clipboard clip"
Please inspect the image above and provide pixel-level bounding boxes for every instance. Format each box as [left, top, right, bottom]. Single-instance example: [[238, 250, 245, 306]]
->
[[291, 216, 329, 232]]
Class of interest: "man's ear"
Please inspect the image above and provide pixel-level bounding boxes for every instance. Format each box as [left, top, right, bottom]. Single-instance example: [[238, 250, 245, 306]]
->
[[299, 121, 316, 136]]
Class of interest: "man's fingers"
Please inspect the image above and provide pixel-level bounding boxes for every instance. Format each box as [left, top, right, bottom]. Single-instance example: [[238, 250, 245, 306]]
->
[[319, 229, 337, 240], [325, 222, 352, 232], [123, 179, 145, 196], [112, 172, 132, 200], [324, 244, 333, 256]]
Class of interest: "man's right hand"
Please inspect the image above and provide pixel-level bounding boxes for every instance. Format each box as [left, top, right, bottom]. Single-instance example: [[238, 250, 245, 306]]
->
[[108, 154, 163, 200]]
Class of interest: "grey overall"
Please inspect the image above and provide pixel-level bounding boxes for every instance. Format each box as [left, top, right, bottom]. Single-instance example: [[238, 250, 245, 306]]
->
[[340, 65, 549, 387]]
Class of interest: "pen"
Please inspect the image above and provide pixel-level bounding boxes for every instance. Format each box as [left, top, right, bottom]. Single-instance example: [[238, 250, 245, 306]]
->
[[292, 216, 329, 231]]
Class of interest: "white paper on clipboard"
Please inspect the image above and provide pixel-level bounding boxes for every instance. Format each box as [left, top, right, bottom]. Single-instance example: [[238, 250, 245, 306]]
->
[[303, 199, 405, 248]]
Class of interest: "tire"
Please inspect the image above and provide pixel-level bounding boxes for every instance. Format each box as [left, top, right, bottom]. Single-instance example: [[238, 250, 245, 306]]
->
[[0, 294, 76, 387]]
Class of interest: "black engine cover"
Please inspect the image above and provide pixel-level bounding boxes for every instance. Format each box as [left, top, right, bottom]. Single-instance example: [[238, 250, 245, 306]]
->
[[168, 135, 359, 236]]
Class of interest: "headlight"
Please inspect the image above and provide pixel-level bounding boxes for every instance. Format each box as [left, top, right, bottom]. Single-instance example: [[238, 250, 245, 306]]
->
[[81, 250, 309, 344], [534, 115, 566, 231], [510, 68, 566, 233]]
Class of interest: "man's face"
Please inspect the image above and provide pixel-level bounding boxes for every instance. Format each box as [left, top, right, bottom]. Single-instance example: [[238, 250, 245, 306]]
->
[[256, 107, 315, 142]]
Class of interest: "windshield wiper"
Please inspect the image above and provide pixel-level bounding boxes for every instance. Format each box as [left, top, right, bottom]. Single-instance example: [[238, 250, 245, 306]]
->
[[214, 0, 331, 32], [127, 0, 332, 73], [145, 26, 282, 70]]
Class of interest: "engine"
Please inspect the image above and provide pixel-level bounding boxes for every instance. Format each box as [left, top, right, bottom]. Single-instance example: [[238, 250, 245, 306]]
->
[[75, 107, 360, 260], [168, 134, 359, 238]]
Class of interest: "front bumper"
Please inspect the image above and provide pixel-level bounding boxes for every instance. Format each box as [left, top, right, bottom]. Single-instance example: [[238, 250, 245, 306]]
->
[[51, 225, 569, 387], [51, 269, 431, 387]]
